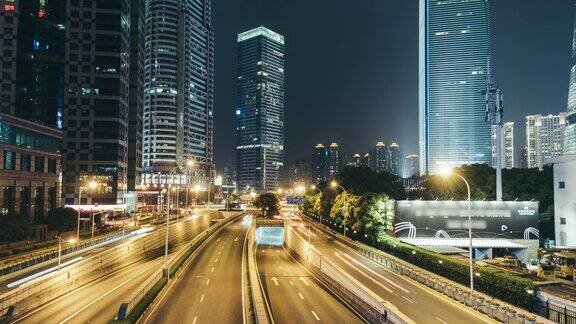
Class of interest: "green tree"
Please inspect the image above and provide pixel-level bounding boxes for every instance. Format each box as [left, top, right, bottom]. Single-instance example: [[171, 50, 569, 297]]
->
[[353, 193, 395, 243], [253, 193, 280, 217], [336, 166, 407, 199], [46, 207, 78, 231], [0, 214, 31, 243]]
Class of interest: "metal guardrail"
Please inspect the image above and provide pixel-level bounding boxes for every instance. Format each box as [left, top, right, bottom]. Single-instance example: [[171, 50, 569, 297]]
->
[[284, 222, 413, 324], [247, 221, 274, 324], [117, 212, 244, 320], [0, 214, 213, 318]]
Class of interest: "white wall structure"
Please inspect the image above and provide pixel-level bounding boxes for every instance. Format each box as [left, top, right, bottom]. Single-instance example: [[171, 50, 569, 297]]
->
[[553, 155, 576, 247]]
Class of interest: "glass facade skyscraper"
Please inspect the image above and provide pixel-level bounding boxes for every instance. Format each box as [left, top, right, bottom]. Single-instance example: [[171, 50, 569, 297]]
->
[[235, 27, 285, 193], [142, 0, 214, 187], [419, 0, 492, 174], [564, 1, 576, 155]]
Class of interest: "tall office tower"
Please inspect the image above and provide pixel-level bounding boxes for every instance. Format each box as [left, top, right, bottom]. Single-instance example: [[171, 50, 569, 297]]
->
[[491, 122, 514, 169], [362, 153, 371, 168], [327, 143, 341, 178], [143, 0, 215, 189], [419, 0, 492, 174], [63, 0, 144, 205], [526, 114, 567, 169], [389, 143, 401, 176], [565, 2, 576, 155], [404, 154, 420, 178], [0, 0, 66, 129], [235, 27, 285, 193], [519, 147, 528, 169], [352, 153, 361, 167], [373, 142, 388, 173]]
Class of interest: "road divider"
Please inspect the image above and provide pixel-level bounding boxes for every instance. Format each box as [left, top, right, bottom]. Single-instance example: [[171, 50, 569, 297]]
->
[[115, 212, 244, 323], [246, 219, 275, 324], [284, 222, 414, 324]]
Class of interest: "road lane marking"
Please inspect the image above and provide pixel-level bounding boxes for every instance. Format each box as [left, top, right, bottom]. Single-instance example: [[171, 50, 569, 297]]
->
[[200, 294, 205, 302], [401, 296, 415, 304], [206, 279, 210, 286], [275, 260, 278, 264], [299, 277, 310, 286], [436, 317, 448, 324], [215, 258, 219, 263], [234, 237, 238, 242], [211, 267, 214, 272], [338, 250, 410, 293], [283, 272, 287, 276], [289, 280, 294, 286], [271, 277, 279, 286], [278, 266, 282, 270], [333, 252, 393, 293], [298, 292, 304, 300], [192, 316, 198, 324], [311, 310, 320, 321]]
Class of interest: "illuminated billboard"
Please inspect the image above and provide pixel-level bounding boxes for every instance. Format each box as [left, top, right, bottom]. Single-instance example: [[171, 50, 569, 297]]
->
[[394, 201, 539, 239]]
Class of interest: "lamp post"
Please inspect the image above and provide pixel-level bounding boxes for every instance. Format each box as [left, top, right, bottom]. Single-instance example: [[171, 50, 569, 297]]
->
[[330, 181, 348, 237], [77, 181, 98, 241], [164, 160, 194, 278], [441, 168, 474, 292]]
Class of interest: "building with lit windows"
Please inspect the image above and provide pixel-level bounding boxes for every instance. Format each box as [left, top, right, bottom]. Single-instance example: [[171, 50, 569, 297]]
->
[[328, 143, 341, 178], [312, 144, 328, 183], [491, 122, 514, 169], [419, 0, 492, 174], [526, 114, 566, 169], [235, 27, 285, 193], [142, 0, 214, 190]]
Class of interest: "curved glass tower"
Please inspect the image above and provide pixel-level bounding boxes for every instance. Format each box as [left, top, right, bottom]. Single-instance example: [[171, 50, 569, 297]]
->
[[564, 0, 576, 155], [419, 0, 492, 174]]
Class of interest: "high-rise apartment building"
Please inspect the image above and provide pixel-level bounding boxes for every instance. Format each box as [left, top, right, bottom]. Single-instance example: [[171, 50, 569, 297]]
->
[[235, 27, 285, 193], [419, 0, 492, 174], [312, 144, 328, 183], [327, 143, 341, 178], [62, 0, 144, 205], [564, 1, 576, 156], [526, 114, 567, 169], [0, 0, 66, 129], [142, 0, 214, 190], [373, 142, 388, 173], [389, 143, 401, 176], [491, 122, 514, 169]]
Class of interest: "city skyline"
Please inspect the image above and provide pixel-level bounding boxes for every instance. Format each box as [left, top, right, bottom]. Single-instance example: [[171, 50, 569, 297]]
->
[[212, 0, 575, 168]]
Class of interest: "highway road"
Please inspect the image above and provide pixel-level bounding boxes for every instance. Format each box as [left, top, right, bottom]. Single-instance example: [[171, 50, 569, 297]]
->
[[141, 216, 250, 324], [293, 222, 495, 324], [257, 244, 364, 324]]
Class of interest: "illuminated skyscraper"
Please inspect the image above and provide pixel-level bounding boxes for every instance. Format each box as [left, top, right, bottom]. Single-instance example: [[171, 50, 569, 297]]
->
[[419, 0, 492, 174], [328, 143, 341, 178], [526, 114, 567, 169], [235, 27, 285, 193], [564, 1, 576, 155], [491, 122, 514, 169]]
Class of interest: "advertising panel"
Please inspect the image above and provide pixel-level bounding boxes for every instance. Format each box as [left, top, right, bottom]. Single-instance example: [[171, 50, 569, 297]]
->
[[394, 200, 539, 239]]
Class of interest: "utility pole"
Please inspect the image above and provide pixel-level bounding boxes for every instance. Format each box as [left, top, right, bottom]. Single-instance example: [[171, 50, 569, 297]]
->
[[484, 57, 504, 201]]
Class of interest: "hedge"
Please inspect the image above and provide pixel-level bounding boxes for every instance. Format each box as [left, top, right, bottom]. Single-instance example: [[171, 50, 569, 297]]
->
[[109, 277, 168, 324]]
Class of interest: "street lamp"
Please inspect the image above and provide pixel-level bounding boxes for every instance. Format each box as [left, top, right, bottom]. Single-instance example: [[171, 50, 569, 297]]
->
[[330, 181, 348, 237], [77, 181, 98, 241], [58, 237, 76, 270], [164, 160, 194, 278], [440, 167, 474, 292]]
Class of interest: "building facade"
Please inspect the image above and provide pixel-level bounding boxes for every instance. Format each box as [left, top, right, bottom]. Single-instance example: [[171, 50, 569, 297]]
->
[[235, 27, 285, 193], [142, 0, 214, 190], [373, 142, 388, 173], [0, 0, 66, 130], [62, 0, 144, 205], [419, 0, 492, 174], [526, 114, 566, 169], [491, 122, 514, 169], [0, 114, 61, 222], [312, 144, 328, 183], [327, 143, 341, 178], [553, 155, 576, 247], [389, 142, 401, 176], [404, 154, 420, 178]]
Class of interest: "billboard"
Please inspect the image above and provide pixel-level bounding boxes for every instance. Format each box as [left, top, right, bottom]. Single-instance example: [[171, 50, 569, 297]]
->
[[394, 200, 539, 239]]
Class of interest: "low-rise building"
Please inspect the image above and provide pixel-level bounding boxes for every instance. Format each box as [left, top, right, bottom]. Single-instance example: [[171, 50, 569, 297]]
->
[[553, 155, 576, 247]]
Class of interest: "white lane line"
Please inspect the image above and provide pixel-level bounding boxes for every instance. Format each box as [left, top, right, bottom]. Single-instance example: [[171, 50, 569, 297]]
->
[[289, 280, 294, 287], [234, 237, 238, 242], [215, 258, 219, 263], [338, 250, 410, 293], [271, 277, 279, 286], [278, 266, 282, 270], [206, 279, 210, 286], [333, 252, 393, 293], [436, 317, 448, 324], [283, 272, 287, 276], [401, 296, 416, 304], [192, 316, 198, 324], [299, 277, 310, 286], [216, 238, 220, 242], [275, 260, 278, 264], [298, 292, 304, 300], [8, 257, 84, 288], [200, 294, 205, 303], [311, 310, 320, 321]]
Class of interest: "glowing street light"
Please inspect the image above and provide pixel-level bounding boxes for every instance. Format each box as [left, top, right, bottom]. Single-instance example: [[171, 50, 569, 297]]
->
[[77, 181, 98, 241], [440, 167, 474, 293]]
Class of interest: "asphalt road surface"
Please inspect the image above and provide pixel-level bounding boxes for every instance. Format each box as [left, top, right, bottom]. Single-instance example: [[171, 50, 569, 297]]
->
[[257, 244, 364, 324], [293, 222, 495, 324], [141, 216, 250, 324]]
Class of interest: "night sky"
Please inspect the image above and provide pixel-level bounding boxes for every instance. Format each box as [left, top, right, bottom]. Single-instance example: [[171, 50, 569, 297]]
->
[[212, 0, 574, 168]]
